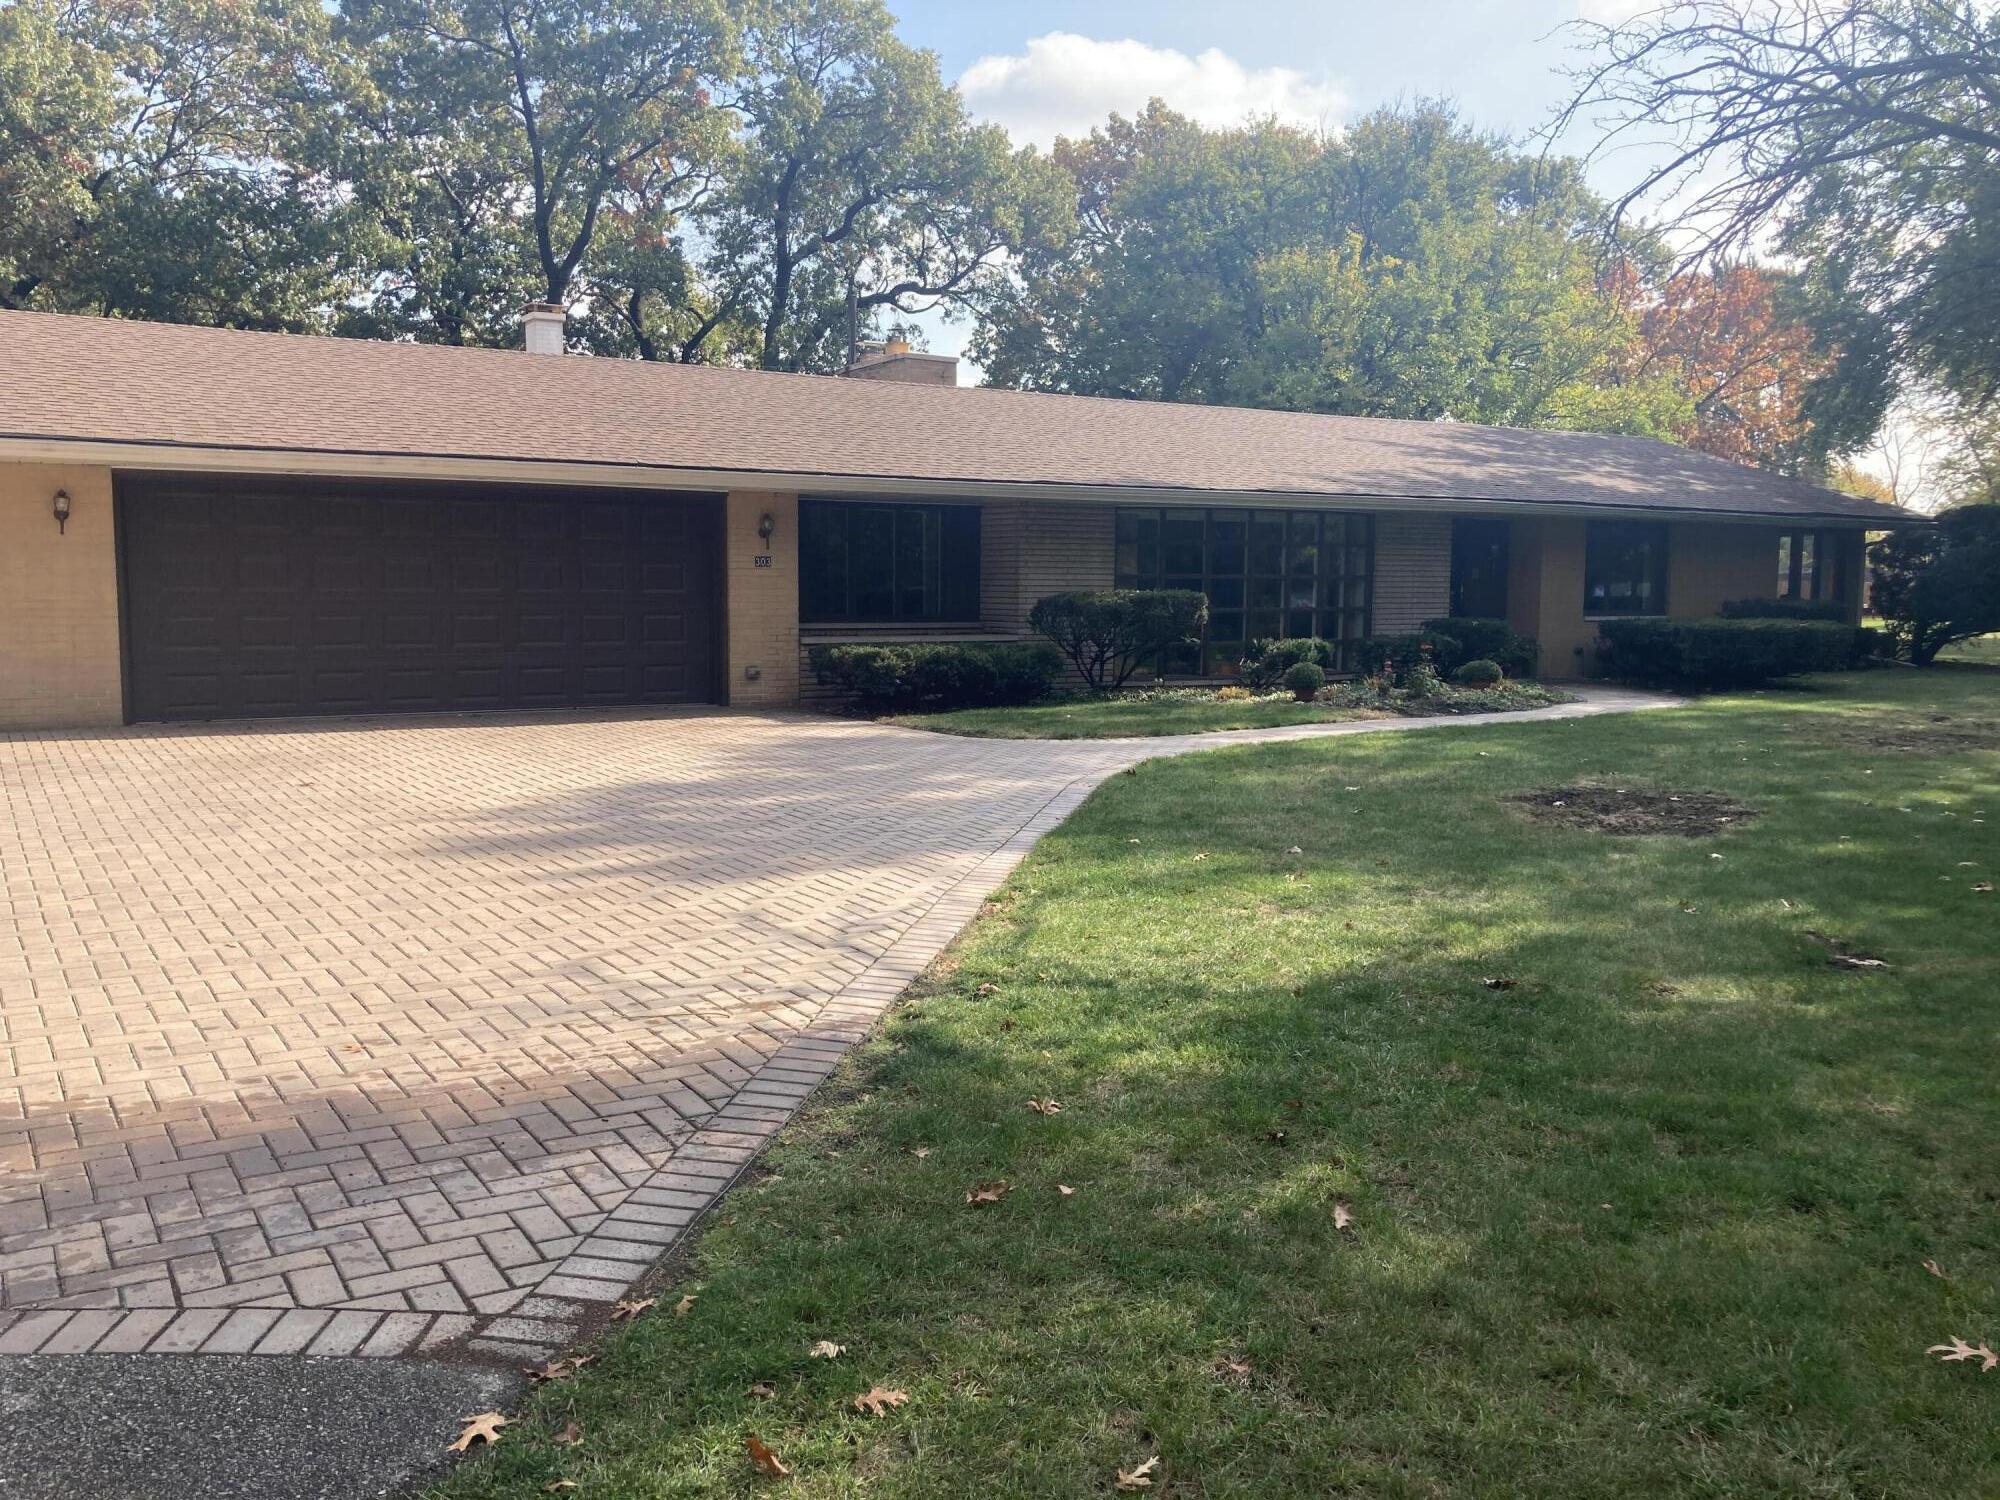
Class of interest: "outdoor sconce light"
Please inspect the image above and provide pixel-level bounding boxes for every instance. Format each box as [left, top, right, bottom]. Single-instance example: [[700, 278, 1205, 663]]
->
[[52, 489, 71, 535], [757, 511, 776, 543]]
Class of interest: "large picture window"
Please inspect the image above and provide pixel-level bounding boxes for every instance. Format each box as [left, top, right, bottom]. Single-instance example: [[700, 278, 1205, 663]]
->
[[1115, 507, 1373, 674], [1584, 521, 1669, 617], [800, 500, 980, 624]]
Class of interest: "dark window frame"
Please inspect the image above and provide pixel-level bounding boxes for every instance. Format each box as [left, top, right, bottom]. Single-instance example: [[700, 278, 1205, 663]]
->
[[1115, 506, 1374, 675], [1584, 520, 1670, 619], [799, 498, 981, 625], [1777, 528, 1849, 604]]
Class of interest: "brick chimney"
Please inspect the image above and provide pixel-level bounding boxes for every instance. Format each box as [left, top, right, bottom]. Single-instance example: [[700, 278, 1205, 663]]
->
[[523, 302, 566, 355], [845, 337, 957, 386]]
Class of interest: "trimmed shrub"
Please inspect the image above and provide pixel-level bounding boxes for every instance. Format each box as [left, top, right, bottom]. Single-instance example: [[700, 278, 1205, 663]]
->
[[1238, 636, 1332, 689], [1283, 661, 1326, 702], [1029, 589, 1209, 693], [1453, 658, 1504, 687], [809, 642, 1063, 713], [1419, 617, 1538, 678], [1596, 618, 1862, 689], [1357, 630, 1461, 685], [1718, 597, 1852, 623]]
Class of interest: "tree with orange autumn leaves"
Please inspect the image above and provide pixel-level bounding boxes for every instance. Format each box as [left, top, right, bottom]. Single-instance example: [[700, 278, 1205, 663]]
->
[[1603, 261, 1833, 471]]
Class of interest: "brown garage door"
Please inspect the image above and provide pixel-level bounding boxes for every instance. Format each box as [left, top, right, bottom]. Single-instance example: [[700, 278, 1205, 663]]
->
[[119, 473, 722, 721]]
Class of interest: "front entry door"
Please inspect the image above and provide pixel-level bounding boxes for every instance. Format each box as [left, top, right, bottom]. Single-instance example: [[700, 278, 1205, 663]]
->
[[1450, 518, 1510, 620]]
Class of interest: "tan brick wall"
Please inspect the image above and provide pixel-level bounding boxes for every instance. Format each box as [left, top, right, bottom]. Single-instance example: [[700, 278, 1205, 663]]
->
[[1506, 518, 1860, 679], [1668, 522, 1781, 619], [0, 462, 123, 728], [1371, 513, 1451, 633], [723, 490, 799, 707], [984, 500, 1116, 630]]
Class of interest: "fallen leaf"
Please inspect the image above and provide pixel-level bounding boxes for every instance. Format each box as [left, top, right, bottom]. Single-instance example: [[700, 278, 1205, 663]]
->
[[1924, 1259, 1950, 1280], [1481, 976, 1517, 990], [1214, 1357, 1252, 1378], [1057, 1183, 1075, 1197], [748, 1381, 776, 1398], [975, 982, 999, 996], [852, 1385, 911, 1417], [1927, 1336, 1998, 1372], [965, 1181, 1011, 1206], [1286, 845, 1304, 855], [1191, 852, 1209, 861], [1264, 1129, 1287, 1145], [675, 1293, 698, 1317], [554, 1421, 584, 1447], [1116, 1456, 1161, 1490], [911, 1146, 932, 1158], [809, 1340, 846, 1360], [1027, 1096, 1063, 1116], [1333, 1200, 1355, 1233], [745, 1433, 791, 1477], [524, 1356, 596, 1384], [448, 1412, 510, 1452], [543, 1483, 578, 1494], [610, 1297, 655, 1321], [1976, 882, 1994, 893]]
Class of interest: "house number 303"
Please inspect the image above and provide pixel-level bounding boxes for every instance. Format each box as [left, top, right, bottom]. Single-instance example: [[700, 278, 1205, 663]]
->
[[753, 554, 773, 568]]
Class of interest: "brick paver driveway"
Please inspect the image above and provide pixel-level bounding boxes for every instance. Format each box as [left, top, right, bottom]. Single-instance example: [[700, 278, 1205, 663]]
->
[[0, 692, 1667, 1365]]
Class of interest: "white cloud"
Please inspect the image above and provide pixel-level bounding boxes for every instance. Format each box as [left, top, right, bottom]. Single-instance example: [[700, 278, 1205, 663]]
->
[[957, 33, 1347, 149]]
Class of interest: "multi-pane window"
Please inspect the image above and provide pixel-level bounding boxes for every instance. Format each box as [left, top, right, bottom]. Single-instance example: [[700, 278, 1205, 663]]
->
[[1584, 521, 1669, 617], [1114, 508, 1374, 674], [1777, 528, 1848, 604], [800, 500, 981, 624]]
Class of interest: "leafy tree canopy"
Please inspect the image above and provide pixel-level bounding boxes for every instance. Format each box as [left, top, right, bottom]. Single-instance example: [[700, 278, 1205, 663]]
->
[[1, 0, 362, 326], [974, 102, 1687, 434], [1560, 0, 1998, 422]]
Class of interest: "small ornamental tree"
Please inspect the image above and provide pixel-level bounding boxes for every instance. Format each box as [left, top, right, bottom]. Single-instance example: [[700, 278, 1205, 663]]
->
[[1870, 508, 2000, 665], [1028, 589, 1208, 694]]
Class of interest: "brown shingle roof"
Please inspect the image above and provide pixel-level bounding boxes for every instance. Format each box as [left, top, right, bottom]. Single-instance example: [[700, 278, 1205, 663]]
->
[[0, 309, 1907, 522]]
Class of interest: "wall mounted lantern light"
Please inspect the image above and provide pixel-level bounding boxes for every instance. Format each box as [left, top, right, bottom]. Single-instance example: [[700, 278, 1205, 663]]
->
[[756, 512, 776, 543], [52, 489, 71, 535]]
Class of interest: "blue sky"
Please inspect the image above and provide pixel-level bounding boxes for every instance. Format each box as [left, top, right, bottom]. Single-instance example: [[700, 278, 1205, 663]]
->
[[896, 0, 1617, 147]]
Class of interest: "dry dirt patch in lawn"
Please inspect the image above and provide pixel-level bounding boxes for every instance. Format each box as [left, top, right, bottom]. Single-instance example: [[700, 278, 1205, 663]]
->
[[1509, 786, 1758, 837], [1849, 716, 2000, 754]]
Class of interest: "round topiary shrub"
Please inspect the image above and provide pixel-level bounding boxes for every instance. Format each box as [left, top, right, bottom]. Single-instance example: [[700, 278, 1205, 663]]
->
[[1283, 661, 1327, 702], [1453, 658, 1504, 687]]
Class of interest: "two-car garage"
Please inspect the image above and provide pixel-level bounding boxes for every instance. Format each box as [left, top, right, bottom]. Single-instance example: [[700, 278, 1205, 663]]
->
[[117, 473, 723, 721]]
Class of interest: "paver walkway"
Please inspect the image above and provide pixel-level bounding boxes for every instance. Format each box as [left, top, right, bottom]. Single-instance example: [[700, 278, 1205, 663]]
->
[[0, 689, 1672, 1365]]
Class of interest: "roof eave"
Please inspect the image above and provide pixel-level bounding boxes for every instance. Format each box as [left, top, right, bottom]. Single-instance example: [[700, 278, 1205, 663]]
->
[[0, 435, 1920, 528]]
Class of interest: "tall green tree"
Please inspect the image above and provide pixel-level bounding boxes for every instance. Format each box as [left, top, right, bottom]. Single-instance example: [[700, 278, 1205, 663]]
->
[[335, 0, 735, 344], [0, 0, 359, 327], [670, 0, 1072, 371], [974, 102, 1684, 433]]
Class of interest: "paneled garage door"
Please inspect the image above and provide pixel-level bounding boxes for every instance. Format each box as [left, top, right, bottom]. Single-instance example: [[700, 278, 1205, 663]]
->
[[120, 473, 722, 721]]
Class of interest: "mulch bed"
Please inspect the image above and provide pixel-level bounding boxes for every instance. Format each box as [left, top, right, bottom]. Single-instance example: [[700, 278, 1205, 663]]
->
[[1509, 786, 1758, 837]]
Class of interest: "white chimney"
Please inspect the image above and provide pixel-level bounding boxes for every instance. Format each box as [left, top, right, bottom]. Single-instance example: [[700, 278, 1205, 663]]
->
[[523, 302, 566, 355]]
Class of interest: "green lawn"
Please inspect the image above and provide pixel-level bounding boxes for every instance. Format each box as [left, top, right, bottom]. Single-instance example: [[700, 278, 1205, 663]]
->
[[438, 671, 2000, 1499], [892, 683, 1568, 739], [1940, 634, 2000, 667]]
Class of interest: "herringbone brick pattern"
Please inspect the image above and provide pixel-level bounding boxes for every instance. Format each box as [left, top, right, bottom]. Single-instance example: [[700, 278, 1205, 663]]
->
[[0, 691, 1665, 1360]]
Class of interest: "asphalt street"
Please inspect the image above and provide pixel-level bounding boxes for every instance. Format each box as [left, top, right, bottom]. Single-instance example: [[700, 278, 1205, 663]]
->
[[0, 1355, 518, 1500]]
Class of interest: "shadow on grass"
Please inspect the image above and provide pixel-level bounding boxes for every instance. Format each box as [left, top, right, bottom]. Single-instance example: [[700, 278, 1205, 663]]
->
[[434, 672, 2000, 1499]]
